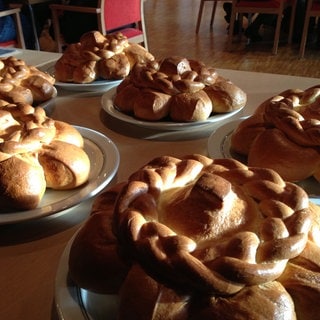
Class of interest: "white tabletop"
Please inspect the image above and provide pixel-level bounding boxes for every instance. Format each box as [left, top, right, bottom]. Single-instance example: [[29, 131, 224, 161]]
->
[[0, 49, 319, 320]]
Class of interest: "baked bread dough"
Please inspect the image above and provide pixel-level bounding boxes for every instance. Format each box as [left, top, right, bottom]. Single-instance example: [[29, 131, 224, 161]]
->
[[0, 103, 90, 210], [54, 31, 155, 83], [68, 154, 320, 319], [230, 85, 320, 182], [0, 56, 56, 106], [114, 56, 247, 122]]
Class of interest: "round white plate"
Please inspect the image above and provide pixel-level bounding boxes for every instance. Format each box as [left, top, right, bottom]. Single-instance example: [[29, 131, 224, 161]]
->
[[0, 126, 120, 225], [207, 118, 320, 205], [55, 234, 118, 320], [101, 87, 244, 131], [54, 79, 122, 92], [45, 64, 122, 92]]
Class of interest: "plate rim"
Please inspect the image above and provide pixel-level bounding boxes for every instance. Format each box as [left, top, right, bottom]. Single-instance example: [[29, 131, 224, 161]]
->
[[207, 117, 248, 159], [55, 233, 89, 320], [101, 87, 244, 131], [55, 233, 118, 320], [0, 126, 120, 225], [55, 79, 122, 89]]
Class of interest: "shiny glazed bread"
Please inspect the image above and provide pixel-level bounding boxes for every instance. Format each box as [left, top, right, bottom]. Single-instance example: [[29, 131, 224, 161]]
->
[[68, 154, 320, 320], [114, 56, 247, 122], [231, 85, 320, 182], [0, 103, 90, 210], [0, 56, 56, 106], [54, 31, 155, 83]]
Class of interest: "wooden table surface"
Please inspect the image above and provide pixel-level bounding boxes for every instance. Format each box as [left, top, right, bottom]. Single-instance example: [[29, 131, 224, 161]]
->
[[0, 49, 319, 320]]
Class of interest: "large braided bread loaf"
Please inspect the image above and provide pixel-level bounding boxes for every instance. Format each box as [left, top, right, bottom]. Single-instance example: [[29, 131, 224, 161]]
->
[[0, 56, 56, 106], [54, 31, 154, 84], [0, 103, 90, 210], [231, 85, 320, 182], [68, 154, 320, 319], [114, 56, 247, 122]]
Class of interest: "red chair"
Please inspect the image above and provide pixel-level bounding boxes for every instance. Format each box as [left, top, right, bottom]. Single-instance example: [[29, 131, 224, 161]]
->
[[227, 0, 297, 54], [0, 8, 25, 48], [299, 0, 320, 58], [50, 0, 148, 53]]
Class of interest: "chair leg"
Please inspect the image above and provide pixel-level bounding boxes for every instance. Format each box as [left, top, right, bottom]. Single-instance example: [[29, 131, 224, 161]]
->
[[196, 0, 205, 33], [50, 7, 63, 53], [299, 15, 310, 58], [272, 14, 282, 55], [12, 11, 25, 49], [227, 7, 237, 50], [288, 1, 297, 44], [210, 1, 218, 27]]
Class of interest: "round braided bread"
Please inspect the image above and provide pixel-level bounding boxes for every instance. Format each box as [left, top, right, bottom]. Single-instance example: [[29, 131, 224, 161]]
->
[[68, 154, 320, 319], [0, 102, 90, 210], [114, 57, 247, 122], [231, 85, 320, 182]]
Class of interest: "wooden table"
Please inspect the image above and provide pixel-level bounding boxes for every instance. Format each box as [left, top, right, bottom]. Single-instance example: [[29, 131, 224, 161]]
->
[[0, 49, 319, 320]]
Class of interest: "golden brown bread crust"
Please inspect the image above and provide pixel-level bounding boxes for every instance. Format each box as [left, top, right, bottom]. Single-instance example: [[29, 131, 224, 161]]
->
[[0, 56, 56, 106], [0, 154, 46, 210], [0, 102, 90, 210], [68, 183, 130, 293], [54, 31, 155, 84], [230, 85, 320, 182], [114, 56, 247, 122], [68, 154, 320, 319]]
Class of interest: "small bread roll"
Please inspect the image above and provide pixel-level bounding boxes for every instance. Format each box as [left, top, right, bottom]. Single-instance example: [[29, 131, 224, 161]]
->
[[114, 83, 140, 114], [39, 140, 90, 190], [133, 89, 171, 121], [169, 90, 212, 121], [97, 53, 130, 80], [158, 56, 191, 75], [204, 80, 247, 113], [0, 154, 46, 210]]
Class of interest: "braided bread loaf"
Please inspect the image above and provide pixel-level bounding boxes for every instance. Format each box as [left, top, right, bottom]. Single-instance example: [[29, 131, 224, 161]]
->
[[54, 31, 155, 84], [68, 154, 320, 319], [114, 56, 247, 122], [231, 85, 320, 182], [0, 56, 56, 106], [0, 103, 90, 210]]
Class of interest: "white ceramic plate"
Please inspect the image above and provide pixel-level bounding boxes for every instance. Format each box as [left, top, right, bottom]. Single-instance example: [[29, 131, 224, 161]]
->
[[55, 79, 122, 92], [101, 87, 244, 131], [0, 126, 120, 225], [45, 64, 122, 92], [55, 234, 118, 320], [207, 118, 320, 205]]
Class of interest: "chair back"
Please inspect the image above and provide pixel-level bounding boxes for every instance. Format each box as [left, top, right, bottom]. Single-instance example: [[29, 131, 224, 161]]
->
[[0, 8, 25, 49], [102, 0, 141, 32], [101, 0, 148, 49]]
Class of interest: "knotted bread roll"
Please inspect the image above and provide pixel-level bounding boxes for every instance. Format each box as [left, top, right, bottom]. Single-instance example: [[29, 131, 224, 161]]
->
[[0, 56, 56, 106], [54, 31, 155, 83], [68, 154, 320, 319], [231, 85, 320, 182]]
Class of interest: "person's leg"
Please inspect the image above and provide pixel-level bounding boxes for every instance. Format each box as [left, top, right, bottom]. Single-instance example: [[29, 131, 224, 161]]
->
[[245, 14, 276, 42]]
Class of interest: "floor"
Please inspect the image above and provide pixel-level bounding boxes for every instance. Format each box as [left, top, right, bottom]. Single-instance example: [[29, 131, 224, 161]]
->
[[144, 0, 320, 79]]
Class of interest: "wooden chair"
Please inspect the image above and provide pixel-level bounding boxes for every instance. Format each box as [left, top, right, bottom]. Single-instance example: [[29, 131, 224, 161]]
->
[[0, 8, 25, 49], [299, 0, 320, 58], [196, 0, 231, 33], [227, 0, 297, 54], [50, 0, 148, 53]]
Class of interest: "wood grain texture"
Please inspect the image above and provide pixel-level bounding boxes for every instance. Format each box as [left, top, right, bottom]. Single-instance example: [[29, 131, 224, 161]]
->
[[144, 0, 320, 78]]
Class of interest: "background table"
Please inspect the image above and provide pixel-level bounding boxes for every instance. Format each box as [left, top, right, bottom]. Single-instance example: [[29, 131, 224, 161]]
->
[[0, 49, 319, 320]]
